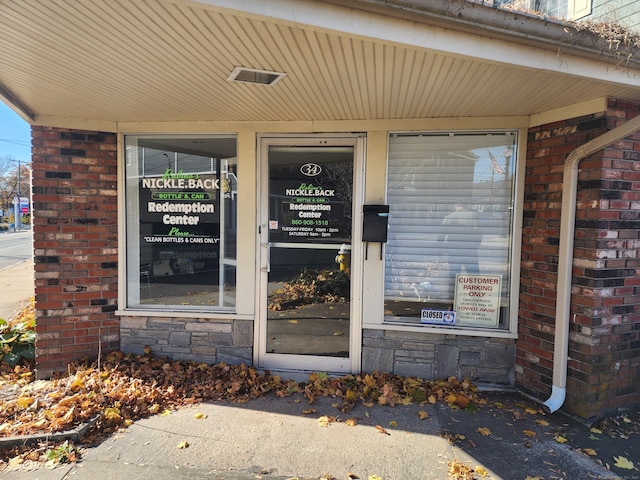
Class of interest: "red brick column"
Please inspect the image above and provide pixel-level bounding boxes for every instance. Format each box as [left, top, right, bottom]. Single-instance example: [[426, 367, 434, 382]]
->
[[31, 127, 119, 378], [518, 99, 640, 421]]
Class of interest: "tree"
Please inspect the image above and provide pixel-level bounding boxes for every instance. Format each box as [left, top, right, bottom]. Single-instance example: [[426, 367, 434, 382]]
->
[[0, 155, 31, 223]]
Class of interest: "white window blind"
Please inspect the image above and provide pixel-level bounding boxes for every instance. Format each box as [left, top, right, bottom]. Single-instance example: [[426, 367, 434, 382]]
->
[[384, 132, 516, 325]]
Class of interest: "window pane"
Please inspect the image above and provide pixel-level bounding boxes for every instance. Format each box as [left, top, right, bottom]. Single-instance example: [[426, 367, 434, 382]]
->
[[384, 132, 516, 329], [125, 135, 237, 310]]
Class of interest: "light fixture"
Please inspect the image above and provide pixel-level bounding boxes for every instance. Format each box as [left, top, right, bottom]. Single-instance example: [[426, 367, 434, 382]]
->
[[227, 67, 287, 86]]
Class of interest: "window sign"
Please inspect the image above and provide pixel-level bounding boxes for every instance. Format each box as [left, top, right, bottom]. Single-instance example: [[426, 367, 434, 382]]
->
[[420, 309, 456, 325], [125, 135, 237, 310], [454, 274, 502, 327], [268, 146, 353, 244]]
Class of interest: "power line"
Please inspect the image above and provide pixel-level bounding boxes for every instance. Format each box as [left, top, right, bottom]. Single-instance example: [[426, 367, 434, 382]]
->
[[0, 138, 30, 147]]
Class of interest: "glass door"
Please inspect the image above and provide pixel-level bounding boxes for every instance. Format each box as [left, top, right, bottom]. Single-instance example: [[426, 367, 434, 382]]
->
[[258, 136, 362, 373]]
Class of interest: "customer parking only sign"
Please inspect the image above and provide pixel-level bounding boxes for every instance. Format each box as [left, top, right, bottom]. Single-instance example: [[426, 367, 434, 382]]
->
[[454, 274, 502, 327]]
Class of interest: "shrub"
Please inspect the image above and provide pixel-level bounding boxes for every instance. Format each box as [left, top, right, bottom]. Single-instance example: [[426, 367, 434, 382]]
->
[[0, 300, 36, 367]]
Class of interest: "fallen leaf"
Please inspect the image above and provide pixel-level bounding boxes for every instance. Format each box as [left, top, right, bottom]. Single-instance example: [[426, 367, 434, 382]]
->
[[368, 476, 382, 480], [389, 420, 398, 427], [523, 429, 536, 437], [345, 418, 358, 427], [448, 459, 475, 478], [375, 425, 390, 435], [177, 440, 189, 449], [160, 409, 172, 416], [477, 427, 491, 436], [525, 407, 538, 415], [8, 456, 24, 468], [614, 456, 634, 469], [377, 384, 397, 407], [446, 394, 458, 404], [345, 389, 357, 402], [418, 410, 429, 420], [583, 448, 597, 456], [16, 397, 34, 409], [194, 413, 207, 419], [554, 435, 567, 443], [302, 408, 316, 415], [288, 320, 298, 324], [590, 427, 602, 434], [318, 415, 337, 427], [535, 419, 549, 427], [347, 473, 359, 479], [103, 407, 121, 422], [475, 465, 489, 476]]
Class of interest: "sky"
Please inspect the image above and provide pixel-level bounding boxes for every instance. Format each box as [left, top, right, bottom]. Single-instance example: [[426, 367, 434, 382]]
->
[[0, 102, 31, 162]]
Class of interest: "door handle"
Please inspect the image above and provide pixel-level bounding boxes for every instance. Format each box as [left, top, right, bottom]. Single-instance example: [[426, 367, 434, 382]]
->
[[261, 242, 271, 273]]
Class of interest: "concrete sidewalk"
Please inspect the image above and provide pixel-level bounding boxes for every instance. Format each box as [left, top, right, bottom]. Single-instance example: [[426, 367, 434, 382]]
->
[[3, 390, 636, 480], [0, 259, 34, 321]]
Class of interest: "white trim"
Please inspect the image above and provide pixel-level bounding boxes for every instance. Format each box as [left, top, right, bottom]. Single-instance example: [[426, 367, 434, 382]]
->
[[115, 309, 254, 320], [117, 133, 128, 310], [380, 128, 525, 336], [509, 128, 528, 334], [529, 97, 606, 127], [256, 133, 365, 374], [117, 132, 242, 314], [29, 116, 532, 133], [367, 323, 519, 339], [116, 117, 531, 134], [235, 131, 258, 316]]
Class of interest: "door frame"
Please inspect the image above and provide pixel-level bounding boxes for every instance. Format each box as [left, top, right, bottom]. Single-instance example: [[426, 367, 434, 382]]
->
[[255, 133, 365, 374]]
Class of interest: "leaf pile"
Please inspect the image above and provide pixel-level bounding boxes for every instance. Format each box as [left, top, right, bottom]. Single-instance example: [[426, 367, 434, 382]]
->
[[0, 351, 483, 453], [268, 269, 349, 311], [299, 371, 481, 414]]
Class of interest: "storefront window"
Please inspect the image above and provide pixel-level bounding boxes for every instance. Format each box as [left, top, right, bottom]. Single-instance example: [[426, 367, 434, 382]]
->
[[124, 135, 237, 311], [384, 132, 517, 330]]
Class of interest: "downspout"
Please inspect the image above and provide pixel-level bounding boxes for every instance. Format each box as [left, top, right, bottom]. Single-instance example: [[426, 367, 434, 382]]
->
[[543, 112, 640, 414]]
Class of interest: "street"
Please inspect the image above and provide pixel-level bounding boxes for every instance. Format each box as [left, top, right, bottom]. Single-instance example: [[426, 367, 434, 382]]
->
[[0, 230, 32, 271]]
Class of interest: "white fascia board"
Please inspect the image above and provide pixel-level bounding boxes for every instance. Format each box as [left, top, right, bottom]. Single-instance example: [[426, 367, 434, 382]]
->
[[529, 97, 608, 127], [195, 0, 640, 88]]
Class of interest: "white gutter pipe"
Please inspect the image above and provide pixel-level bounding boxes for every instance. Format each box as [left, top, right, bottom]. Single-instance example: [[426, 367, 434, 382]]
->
[[543, 112, 640, 414]]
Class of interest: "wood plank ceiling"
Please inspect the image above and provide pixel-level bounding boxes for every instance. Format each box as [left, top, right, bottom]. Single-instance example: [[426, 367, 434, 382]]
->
[[0, 0, 639, 125]]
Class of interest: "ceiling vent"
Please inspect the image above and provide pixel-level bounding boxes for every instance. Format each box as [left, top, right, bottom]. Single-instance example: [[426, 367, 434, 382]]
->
[[228, 67, 287, 86]]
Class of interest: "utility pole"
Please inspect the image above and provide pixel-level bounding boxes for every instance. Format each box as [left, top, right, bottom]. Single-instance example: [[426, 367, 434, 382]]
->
[[12, 159, 21, 231]]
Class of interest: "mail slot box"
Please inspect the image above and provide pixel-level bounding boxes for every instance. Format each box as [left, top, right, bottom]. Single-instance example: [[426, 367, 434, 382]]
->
[[362, 204, 390, 243]]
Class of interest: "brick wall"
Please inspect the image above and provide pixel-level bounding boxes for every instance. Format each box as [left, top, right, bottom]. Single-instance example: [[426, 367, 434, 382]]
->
[[31, 127, 119, 378], [518, 99, 640, 421]]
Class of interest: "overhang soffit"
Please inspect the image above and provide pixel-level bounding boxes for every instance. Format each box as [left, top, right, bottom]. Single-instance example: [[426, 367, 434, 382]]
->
[[0, 0, 638, 125]]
